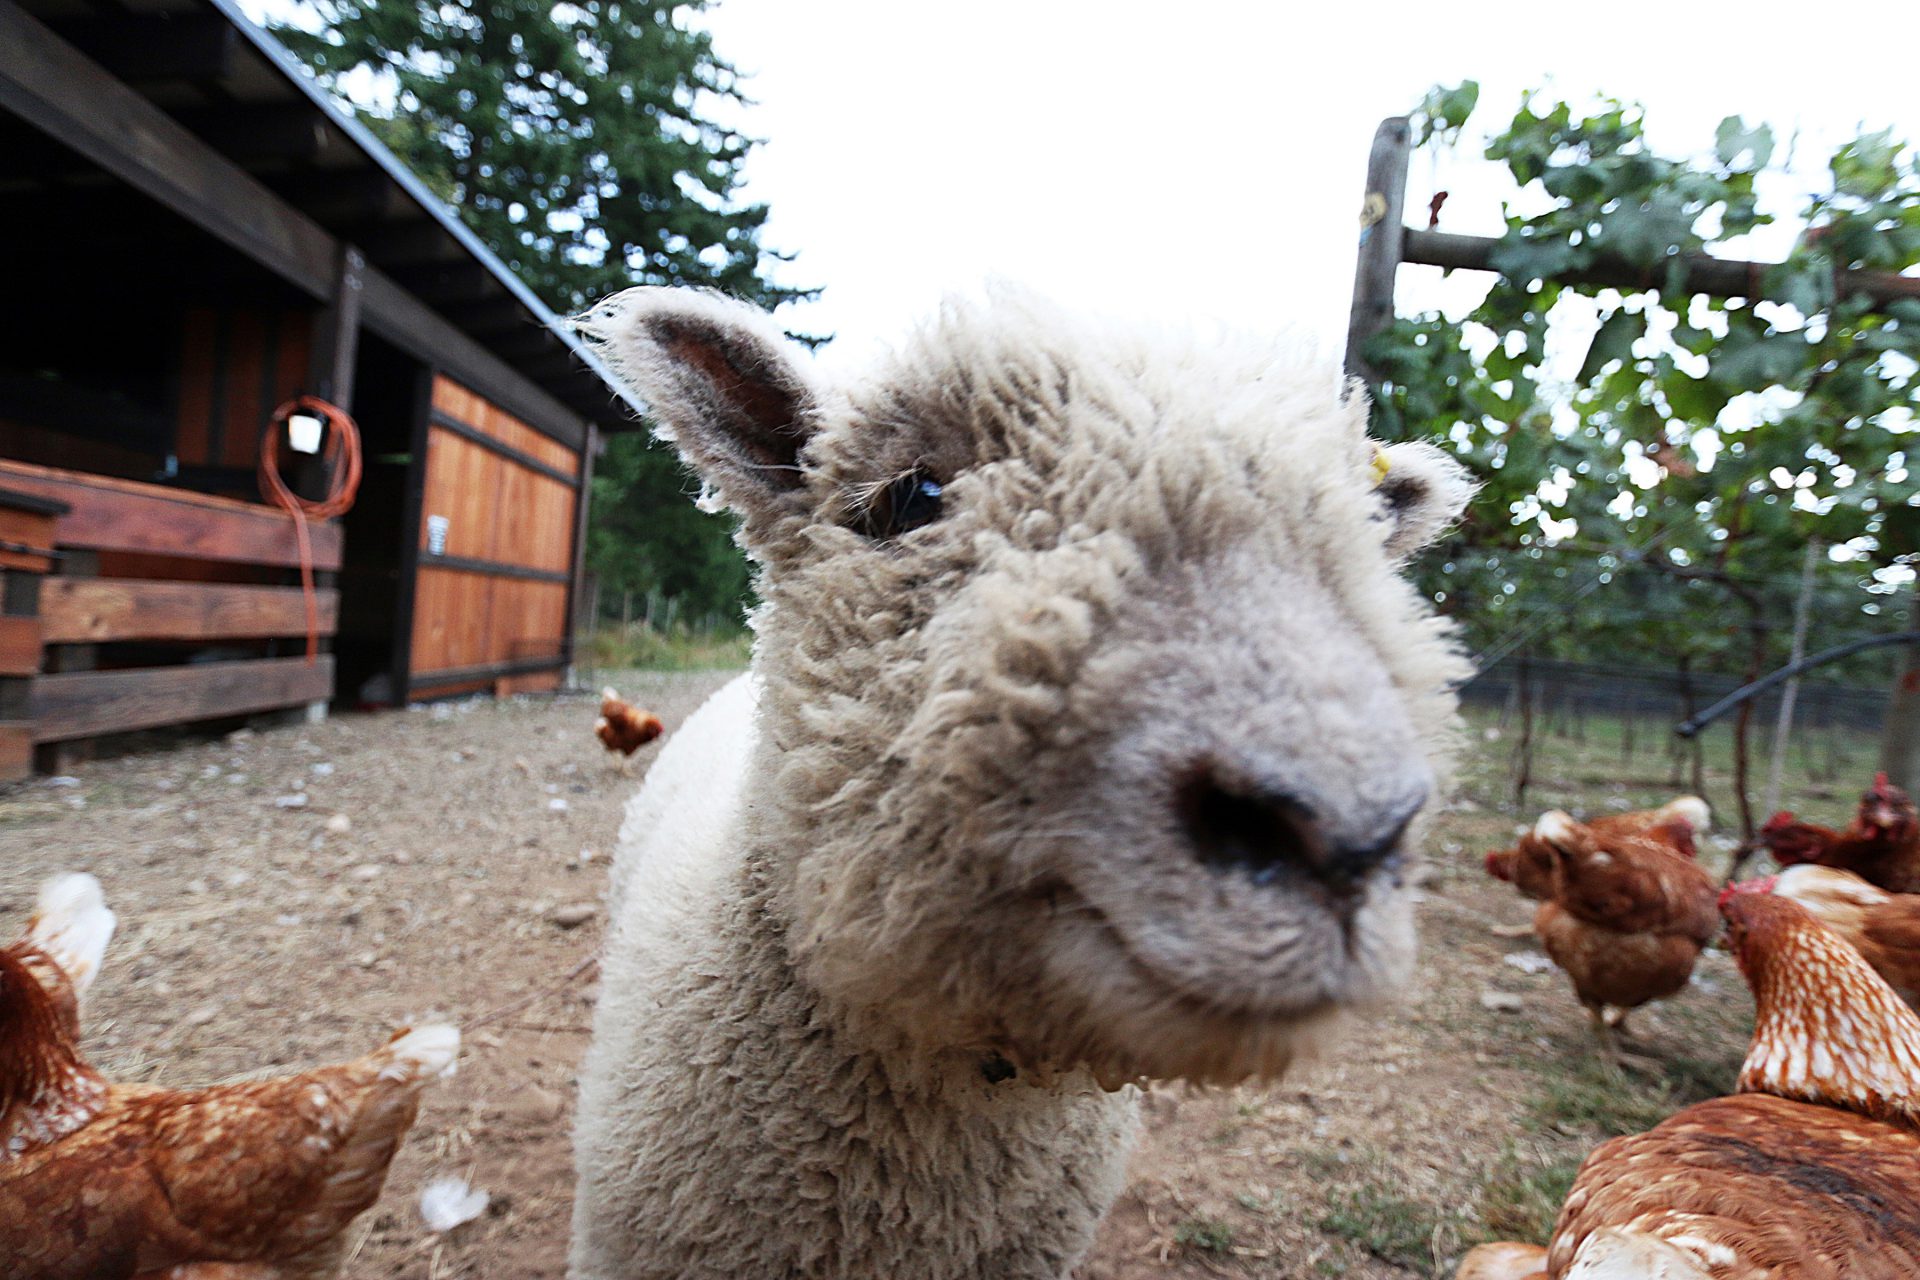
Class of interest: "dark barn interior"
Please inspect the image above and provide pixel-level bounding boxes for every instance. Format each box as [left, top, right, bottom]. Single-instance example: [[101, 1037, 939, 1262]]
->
[[0, 0, 644, 776]]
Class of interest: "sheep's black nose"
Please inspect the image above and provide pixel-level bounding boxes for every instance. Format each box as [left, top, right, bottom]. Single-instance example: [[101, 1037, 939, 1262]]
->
[[1174, 763, 1423, 891]]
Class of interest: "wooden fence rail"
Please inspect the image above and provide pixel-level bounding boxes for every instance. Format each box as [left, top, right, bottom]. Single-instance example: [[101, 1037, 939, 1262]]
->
[[0, 459, 342, 762]]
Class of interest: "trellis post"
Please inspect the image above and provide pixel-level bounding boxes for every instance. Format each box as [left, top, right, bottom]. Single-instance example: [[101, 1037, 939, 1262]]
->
[[1343, 116, 1413, 388]]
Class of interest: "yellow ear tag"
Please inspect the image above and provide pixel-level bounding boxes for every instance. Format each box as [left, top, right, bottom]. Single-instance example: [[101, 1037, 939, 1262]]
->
[[1369, 446, 1392, 486]]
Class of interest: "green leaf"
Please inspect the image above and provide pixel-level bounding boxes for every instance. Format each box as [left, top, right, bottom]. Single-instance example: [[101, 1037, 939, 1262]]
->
[[1763, 260, 1835, 317], [1488, 234, 1586, 283], [1577, 309, 1648, 385], [1412, 80, 1480, 146], [1832, 128, 1904, 199], [1708, 326, 1813, 391], [1660, 375, 1730, 425], [1714, 117, 1775, 171], [1595, 191, 1697, 267]]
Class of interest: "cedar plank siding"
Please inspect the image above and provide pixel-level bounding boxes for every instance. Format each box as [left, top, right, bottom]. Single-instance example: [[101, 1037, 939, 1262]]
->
[[408, 375, 579, 695]]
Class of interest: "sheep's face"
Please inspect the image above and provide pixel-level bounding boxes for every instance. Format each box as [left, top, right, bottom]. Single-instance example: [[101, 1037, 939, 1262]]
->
[[580, 288, 1472, 1085]]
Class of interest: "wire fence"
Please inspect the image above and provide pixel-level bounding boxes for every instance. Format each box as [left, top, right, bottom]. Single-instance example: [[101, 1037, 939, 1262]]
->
[[1461, 653, 1893, 828], [1462, 656, 1890, 735]]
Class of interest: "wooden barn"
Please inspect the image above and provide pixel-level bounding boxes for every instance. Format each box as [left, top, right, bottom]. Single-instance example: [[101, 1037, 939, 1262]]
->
[[0, 0, 643, 777]]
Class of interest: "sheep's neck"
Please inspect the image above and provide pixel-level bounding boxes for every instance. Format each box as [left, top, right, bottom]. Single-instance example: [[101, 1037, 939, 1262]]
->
[[681, 857, 1135, 1275]]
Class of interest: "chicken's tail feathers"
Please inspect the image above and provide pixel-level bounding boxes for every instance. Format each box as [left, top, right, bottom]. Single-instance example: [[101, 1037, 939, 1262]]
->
[[1533, 809, 1579, 845], [378, 1023, 460, 1083], [1454, 1241, 1548, 1280], [26, 873, 115, 997], [1662, 795, 1712, 834], [1563, 1228, 1717, 1279]]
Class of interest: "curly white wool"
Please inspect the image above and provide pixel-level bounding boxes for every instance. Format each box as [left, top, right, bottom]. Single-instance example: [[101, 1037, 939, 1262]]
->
[[569, 287, 1474, 1280]]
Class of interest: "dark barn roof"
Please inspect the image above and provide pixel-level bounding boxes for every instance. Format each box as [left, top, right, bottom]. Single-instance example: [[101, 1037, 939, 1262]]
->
[[0, 0, 643, 445]]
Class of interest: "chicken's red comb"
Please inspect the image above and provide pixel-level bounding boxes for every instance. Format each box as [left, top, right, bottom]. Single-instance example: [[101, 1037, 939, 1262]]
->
[[1484, 849, 1511, 880], [1759, 810, 1797, 832], [1719, 875, 1779, 910]]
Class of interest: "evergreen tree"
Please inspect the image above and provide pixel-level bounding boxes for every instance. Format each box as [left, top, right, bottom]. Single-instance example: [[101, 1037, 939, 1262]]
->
[[275, 0, 811, 626]]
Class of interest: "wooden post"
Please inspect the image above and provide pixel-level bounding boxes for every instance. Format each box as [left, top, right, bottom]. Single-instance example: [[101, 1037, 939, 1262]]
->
[[292, 244, 364, 724], [0, 488, 66, 779], [309, 245, 365, 407], [1514, 650, 1535, 806], [1343, 116, 1412, 388], [388, 366, 434, 707], [562, 421, 598, 686], [1763, 540, 1820, 815]]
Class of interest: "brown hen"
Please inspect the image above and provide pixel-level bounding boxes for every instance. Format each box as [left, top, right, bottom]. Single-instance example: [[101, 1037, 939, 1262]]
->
[[1755, 771, 1920, 892], [594, 686, 665, 768], [0, 876, 458, 1280], [1485, 795, 1707, 903], [1527, 809, 1719, 1067], [1762, 863, 1920, 1008], [1459, 887, 1920, 1278]]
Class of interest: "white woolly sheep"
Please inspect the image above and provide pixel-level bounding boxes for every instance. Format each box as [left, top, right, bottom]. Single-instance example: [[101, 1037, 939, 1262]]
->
[[568, 287, 1474, 1279]]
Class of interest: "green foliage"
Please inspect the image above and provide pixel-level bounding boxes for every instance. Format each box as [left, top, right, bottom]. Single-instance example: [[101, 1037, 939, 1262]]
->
[[1172, 1218, 1235, 1253], [1472, 1145, 1582, 1244], [1411, 80, 1479, 147], [1316, 1182, 1462, 1275], [587, 429, 753, 623], [273, 0, 814, 624], [1524, 1055, 1712, 1138], [579, 622, 752, 672], [1370, 86, 1920, 674], [274, 0, 811, 314]]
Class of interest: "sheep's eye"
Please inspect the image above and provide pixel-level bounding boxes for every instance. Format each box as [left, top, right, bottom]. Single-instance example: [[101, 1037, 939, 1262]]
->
[[853, 470, 944, 540]]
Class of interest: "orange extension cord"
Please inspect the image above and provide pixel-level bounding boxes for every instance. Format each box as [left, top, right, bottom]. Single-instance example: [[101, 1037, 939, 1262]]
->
[[259, 396, 362, 663]]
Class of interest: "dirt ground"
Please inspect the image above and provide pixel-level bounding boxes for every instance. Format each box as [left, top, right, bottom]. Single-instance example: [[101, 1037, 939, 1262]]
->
[[0, 672, 1868, 1277]]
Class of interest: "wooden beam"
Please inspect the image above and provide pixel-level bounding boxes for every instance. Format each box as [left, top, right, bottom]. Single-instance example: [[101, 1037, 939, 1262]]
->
[[265, 169, 413, 225], [40, 579, 337, 643], [175, 103, 332, 163], [0, 460, 343, 571], [416, 553, 569, 584], [408, 654, 564, 691], [1344, 116, 1412, 386], [32, 656, 334, 741], [0, 0, 338, 298], [310, 245, 366, 406], [393, 260, 504, 307], [346, 217, 470, 268], [486, 328, 572, 363], [441, 297, 545, 337], [359, 267, 588, 451], [0, 616, 37, 676], [48, 13, 238, 82], [1400, 227, 1920, 310], [564, 421, 597, 668], [2, 1, 628, 446]]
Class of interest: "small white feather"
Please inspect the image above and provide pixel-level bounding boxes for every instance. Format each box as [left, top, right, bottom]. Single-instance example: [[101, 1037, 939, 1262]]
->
[[419, 1176, 489, 1232], [28, 873, 115, 996], [1533, 809, 1578, 845], [380, 1024, 460, 1082]]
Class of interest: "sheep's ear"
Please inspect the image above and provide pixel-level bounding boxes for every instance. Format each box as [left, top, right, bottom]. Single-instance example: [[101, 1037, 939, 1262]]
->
[[1373, 440, 1475, 560], [576, 288, 820, 512]]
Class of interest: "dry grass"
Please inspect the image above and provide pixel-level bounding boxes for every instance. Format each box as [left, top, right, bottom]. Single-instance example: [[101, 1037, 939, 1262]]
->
[[0, 684, 1881, 1278]]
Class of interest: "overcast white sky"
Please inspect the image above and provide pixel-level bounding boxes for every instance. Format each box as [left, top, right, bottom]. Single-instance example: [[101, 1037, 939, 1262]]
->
[[690, 0, 1920, 361]]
